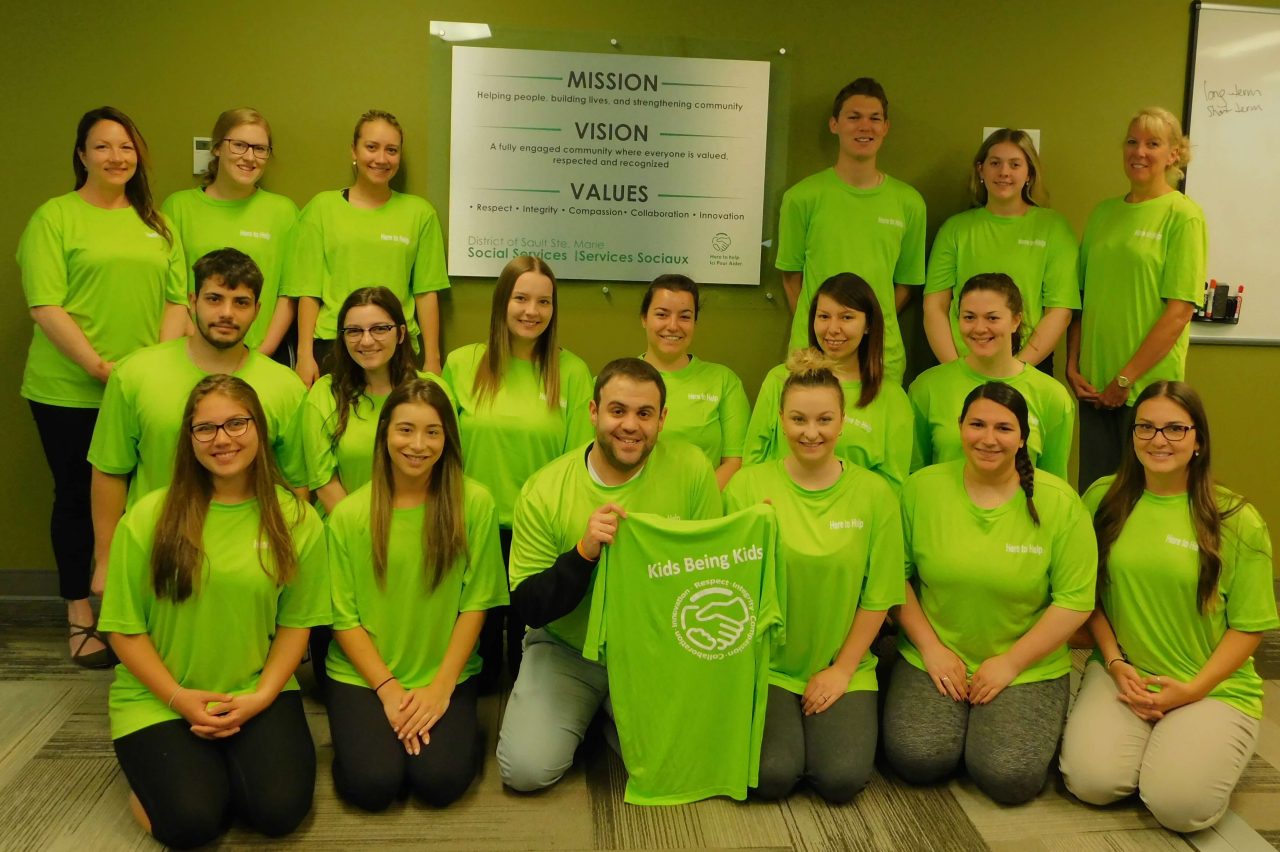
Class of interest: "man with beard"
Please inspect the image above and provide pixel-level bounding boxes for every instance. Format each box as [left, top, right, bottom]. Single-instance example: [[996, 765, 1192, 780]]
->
[[88, 248, 307, 594], [497, 357, 722, 791]]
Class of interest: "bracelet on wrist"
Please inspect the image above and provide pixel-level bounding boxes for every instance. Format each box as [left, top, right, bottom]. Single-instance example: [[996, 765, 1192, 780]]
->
[[1105, 656, 1127, 669], [167, 686, 184, 709], [374, 675, 396, 694]]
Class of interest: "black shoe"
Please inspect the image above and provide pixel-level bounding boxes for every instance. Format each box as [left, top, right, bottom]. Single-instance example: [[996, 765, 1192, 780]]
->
[[69, 622, 116, 669]]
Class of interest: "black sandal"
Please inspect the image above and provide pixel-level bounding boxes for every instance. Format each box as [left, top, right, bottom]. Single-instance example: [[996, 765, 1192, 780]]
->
[[69, 622, 115, 669]]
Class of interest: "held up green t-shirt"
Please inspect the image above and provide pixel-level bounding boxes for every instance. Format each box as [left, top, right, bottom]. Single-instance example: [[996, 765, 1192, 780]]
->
[[898, 461, 1096, 684], [283, 190, 449, 342], [300, 371, 453, 493], [18, 192, 187, 407], [924, 206, 1080, 357], [743, 363, 914, 493], [724, 460, 903, 694], [1084, 478, 1278, 718], [325, 479, 509, 690], [88, 339, 308, 506], [651, 356, 751, 466], [583, 506, 784, 805], [99, 486, 329, 739], [509, 440, 723, 653], [1079, 192, 1207, 404], [443, 343, 594, 527], [907, 359, 1075, 478], [162, 187, 299, 350], [775, 169, 926, 383]]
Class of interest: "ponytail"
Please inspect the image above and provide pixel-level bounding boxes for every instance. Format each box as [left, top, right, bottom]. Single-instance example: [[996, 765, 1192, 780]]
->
[[1014, 446, 1040, 526]]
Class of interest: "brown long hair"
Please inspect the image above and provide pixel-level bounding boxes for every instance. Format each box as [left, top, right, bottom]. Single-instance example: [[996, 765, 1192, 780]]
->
[[969, 128, 1049, 207], [1093, 381, 1241, 613], [328, 286, 416, 448], [150, 375, 300, 601], [369, 378, 469, 590], [806, 273, 884, 408], [960, 382, 1039, 526], [473, 255, 562, 409], [73, 106, 171, 244]]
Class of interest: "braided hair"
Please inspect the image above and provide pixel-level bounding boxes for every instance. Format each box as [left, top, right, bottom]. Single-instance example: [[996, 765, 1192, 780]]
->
[[960, 382, 1039, 526]]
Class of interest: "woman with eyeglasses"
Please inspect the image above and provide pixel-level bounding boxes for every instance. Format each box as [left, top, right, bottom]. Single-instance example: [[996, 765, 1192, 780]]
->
[[1059, 381, 1277, 833], [100, 375, 328, 848], [288, 110, 449, 386], [19, 106, 187, 668], [163, 108, 299, 362], [441, 255, 593, 688]]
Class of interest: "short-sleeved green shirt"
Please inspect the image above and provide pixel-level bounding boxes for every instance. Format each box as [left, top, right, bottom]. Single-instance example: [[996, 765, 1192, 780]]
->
[[162, 187, 299, 349], [724, 460, 903, 694], [1079, 192, 1207, 404], [775, 169, 927, 383], [650, 356, 751, 467], [509, 440, 723, 652], [300, 371, 453, 494], [744, 363, 914, 493], [907, 359, 1075, 478], [18, 193, 187, 407], [325, 479, 509, 690], [283, 190, 449, 343], [1084, 478, 1278, 718], [442, 343, 594, 527], [99, 486, 329, 739], [88, 339, 307, 505], [898, 461, 1096, 685], [924, 206, 1080, 357]]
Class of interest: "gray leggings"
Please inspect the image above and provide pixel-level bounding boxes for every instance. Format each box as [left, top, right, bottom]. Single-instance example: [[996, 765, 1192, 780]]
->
[[755, 685, 878, 803], [883, 661, 1069, 804]]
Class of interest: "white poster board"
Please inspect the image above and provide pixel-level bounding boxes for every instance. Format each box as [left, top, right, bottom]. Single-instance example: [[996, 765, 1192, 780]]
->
[[1184, 3, 1280, 344], [448, 46, 770, 284]]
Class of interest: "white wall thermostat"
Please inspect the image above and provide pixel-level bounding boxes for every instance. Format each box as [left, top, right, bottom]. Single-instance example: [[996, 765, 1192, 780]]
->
[[193, 137, 213, 176]]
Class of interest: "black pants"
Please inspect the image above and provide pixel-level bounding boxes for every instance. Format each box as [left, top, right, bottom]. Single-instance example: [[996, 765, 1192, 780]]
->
[[1078, 403, 1134, 491], [1035, 352, 1055, 377], [312, 337, 336, 377], [326, 678, 479, 811], [28, 401, 97, 600], [112, 691, 315, 850], [477, 528, 523, 688]]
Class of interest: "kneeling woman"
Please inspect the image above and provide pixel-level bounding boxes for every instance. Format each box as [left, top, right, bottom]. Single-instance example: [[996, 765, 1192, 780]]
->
[[725, 350, 903, 802], [1060, 382, 1277, 833], [325, 378, 507, 811], [101, 376, 329, 849], [883, 383, 1095, 804]]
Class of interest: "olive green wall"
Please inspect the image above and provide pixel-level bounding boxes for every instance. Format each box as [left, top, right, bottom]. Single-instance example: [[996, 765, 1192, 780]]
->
[[3, 0, 1277, 578]]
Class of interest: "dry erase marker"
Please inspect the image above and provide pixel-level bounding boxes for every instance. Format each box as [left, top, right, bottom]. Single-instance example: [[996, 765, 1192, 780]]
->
[[1205, 278, 1216, 318]]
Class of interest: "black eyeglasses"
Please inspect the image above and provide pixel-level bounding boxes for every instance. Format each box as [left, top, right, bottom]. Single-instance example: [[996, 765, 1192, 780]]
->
[[191, 416, 255, 443], [1133, 423, 1194, 442], [221, 139, 272, 160], [341, 323, 398, 341]]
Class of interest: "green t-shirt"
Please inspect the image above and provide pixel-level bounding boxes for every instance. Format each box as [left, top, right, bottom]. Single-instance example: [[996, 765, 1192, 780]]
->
[[724, 460, 903, 695], [442, 343, 594, 527], [88, 339, 308, 506], [1079, 192, 1207, 405], [897, 461, 1096, 685], [509, 440, 723, 652], [775, 169, 927, 383], [300, 371, 453, 493], [743, 363, 914, 493], [283, 189, 449, 342], [325, 479, 509, 690], [651, 356, 751, 467], [99, 485, 329, 739], [907, 359, 1075, 478], [161, 187, 299, 350], [18, 192, 187, 407], [1084, 478, 1278, 718], [924, 206, 1080, 357], [583, 506, 784, 805]]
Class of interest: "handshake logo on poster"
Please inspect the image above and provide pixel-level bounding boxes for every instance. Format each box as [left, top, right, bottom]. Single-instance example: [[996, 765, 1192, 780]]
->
[[672, 580, 756, 660]]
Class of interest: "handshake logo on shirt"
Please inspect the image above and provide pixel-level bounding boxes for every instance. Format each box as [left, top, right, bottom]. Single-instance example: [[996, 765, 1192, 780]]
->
[[672, 580, 756, 660]]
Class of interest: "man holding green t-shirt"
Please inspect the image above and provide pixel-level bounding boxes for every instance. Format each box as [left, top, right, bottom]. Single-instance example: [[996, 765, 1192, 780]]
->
[[497, 358, 722, 792], [776, 78, 926, 384], [89, 248, 307, 594]]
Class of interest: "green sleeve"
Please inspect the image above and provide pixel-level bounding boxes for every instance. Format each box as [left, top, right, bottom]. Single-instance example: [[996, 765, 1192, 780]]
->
[[923, 216, 958, 296], [743, 368, 783, 465], [1222, 505, 1279, 633], [162, 215, 188, 304], [861, 479, 906, 610], [87, 366, 140, 474], [283, 214, 324, 299], [690, 457, 724, 520], [1041, 214, 1081, 310], [411, 204, 450, 294], [327, 506, 361, 631], [720, 475, 749, 513], [774, 187, 807, 272], [881, 387, 914, 493], [273, 384, 309, 489], [1037, 387, 1075, 480], [277, 501, 332, 628], [301, 384, 339, 490], [894, 189, 927, 285], [757, 508, 786, 645], [1159, 208, 1207, 305], [98, 507, 151, 635], [906, 378, 932, 472], [718, 370, 751, 459], [563, 355, 595, 449], [1047, 486, 1098, 612], [508, 481, 563, 591], [18, 204, 69, 307], [458, 485, 511, 612], [900, 477, 918, 582]]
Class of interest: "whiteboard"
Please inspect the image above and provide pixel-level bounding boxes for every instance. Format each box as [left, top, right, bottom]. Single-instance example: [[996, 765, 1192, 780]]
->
[[1183, 3, 1280, 344]]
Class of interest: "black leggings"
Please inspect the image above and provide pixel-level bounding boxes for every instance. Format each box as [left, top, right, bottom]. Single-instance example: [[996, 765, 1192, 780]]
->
[[477, 528, 523, 685], [326, 677, 479, 811], [112, 690, 315, 849], [28, 401, 97, 600]]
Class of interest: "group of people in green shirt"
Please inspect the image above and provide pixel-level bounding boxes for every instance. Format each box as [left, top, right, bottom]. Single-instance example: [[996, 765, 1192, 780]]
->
[[13, 80, 1270, 846]]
